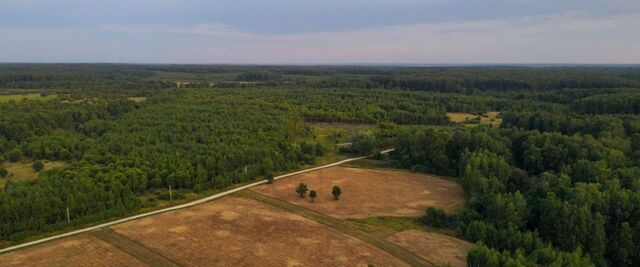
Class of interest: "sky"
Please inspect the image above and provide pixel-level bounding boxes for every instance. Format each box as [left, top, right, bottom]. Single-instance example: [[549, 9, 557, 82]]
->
[[0, 0, 639, 64]]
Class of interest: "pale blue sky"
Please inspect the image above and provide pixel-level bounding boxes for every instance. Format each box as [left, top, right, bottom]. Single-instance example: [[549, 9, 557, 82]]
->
[[1, 0, 639, 63]]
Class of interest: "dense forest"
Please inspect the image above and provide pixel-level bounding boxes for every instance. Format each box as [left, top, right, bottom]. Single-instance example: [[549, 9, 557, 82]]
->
[[1, 64, 639, 266]]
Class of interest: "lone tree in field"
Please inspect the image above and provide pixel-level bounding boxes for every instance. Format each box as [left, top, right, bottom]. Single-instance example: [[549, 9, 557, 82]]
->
[[310, 190, 317, 202], [266, 172, 274, 184], [32, 161, 44, 172], [296, 183, 309, 197], [332, 185, 342, 200]]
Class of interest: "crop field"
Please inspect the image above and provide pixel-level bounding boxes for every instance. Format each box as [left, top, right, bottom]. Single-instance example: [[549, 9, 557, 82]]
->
[[253, 166, 465, 218], [111, 196, 408, 266], [387, 230, 473, 267], [0, 234, 146, 267]]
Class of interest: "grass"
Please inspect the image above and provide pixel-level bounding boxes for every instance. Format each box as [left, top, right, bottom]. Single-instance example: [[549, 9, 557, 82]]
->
[[447, 111, 502, 128], [0, 93, 57, 103], [127, 97, 147, 103], [350, 216, 421, 233], [342, 158, 392, 169], [1, 160, 67, 183]]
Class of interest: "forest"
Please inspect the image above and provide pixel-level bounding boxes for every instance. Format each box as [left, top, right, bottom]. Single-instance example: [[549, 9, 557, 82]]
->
[[0, 64, 639, 266]]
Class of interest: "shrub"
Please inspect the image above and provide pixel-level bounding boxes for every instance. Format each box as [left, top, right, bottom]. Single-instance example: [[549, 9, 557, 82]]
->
[[7, 149, 23, 162], [310, 190, 317, 202], [32, 161, 44, 172], [332, 185, 342, 200], [422, 207, 455, 228], [296, 183, 309, 197]]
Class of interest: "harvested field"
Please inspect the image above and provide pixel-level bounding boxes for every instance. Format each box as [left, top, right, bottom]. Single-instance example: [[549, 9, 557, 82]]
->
[[112, 196, 408, 267], [387, 230, 473, 267], [0, 234, 147, 267], [253, 166, 465, 218]]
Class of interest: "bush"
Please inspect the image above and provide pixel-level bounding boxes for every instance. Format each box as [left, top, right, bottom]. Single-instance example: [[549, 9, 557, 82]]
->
[[296, 183, 309, 197], [332, 185, 342, 200], [6, 149, 23, 162], [266, 172, 274, 184], [32, 161, 44, 172], [0, 167, 7, 177], [422, 207, 456, 228]]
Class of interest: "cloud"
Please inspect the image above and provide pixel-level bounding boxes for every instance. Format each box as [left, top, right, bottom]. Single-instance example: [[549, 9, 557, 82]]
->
[[0, 12, 638, 64]]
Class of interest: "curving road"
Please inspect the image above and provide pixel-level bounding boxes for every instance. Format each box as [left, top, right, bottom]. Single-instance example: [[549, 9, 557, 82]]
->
[[0, 149, 394, 254]]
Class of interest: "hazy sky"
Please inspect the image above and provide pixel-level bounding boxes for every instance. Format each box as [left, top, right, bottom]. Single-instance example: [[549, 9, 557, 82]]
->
[[1, 0, 639, 64]]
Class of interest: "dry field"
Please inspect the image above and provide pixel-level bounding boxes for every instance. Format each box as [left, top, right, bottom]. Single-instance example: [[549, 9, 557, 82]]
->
[[387, 230, 473, 267], [253, 166, 465, 218], [0, 234, 146, 267], [446, 112, 478, 123], [112, 196, 408, 267], [447, 111, 502, 127]]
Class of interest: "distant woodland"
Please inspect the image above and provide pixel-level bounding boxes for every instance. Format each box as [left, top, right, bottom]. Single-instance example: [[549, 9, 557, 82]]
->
[[1, 64, 639, 266]]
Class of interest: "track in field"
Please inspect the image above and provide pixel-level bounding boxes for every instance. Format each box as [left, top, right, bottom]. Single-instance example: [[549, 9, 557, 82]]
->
[[92, 228, 180, 267], [238, 190, 433, 267]]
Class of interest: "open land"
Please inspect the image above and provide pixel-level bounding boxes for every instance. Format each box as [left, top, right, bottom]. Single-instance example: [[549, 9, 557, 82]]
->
[[113, 196, 409, 266], [253, 166, 465, 218], [387, 230, 473, 267], [0, 165, 470, 267], [0, 234, 147, 267]]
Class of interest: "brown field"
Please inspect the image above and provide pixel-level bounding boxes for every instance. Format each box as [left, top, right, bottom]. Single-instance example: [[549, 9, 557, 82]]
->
[[112, 196, 408, 267], [253, 166, 465, 218], [0, 234, 147, 267], [387, 230, 474, 267]]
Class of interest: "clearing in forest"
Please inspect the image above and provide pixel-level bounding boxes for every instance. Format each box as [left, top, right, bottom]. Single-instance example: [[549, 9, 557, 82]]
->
[[253, 166, 465, 218], [447, 111, 502, 127], [0, 93, 57, 103], [0, 234, 146, 267], [2, 161, 67, 181], [387, 230, 474, 267], [110, 196, 408, 266], [1, 161, 67, 189], [127, 97, 147, 103]]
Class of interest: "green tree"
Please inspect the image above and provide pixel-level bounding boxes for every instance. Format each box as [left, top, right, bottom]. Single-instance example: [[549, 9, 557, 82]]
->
[[296, 183, 308, 198], [6, 149, 23, 162], [266, 172, 274, 184], [422, 207, 454, 228], [332, 185, 342, 200], [310, 190, 317, 202], [32, 161, 44, 172]]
